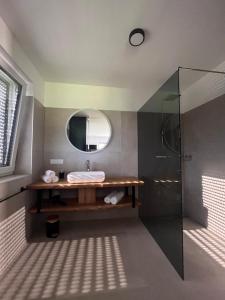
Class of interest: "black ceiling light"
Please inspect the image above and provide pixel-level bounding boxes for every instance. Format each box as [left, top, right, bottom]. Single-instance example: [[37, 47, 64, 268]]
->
[[129, 28, 145, 47]]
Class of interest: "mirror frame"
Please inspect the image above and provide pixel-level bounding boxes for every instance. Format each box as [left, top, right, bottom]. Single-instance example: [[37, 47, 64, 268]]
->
[[65, 109, 112, 154]]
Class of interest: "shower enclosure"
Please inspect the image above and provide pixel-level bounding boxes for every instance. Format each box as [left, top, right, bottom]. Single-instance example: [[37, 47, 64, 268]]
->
[[138, 66, 225, 279], [138, 70, 183, 278]]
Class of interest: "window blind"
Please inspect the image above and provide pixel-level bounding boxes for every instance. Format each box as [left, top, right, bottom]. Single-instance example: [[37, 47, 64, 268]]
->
[[0, 68, 22, 169]]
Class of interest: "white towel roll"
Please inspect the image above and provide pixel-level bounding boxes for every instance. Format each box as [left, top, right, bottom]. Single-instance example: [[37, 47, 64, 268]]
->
[[42, 175, 52, 183], [45, 170, 56, 178], [110, 191, 125, 205], [104, 191, 117, 204], [52, 175, 59, 183]]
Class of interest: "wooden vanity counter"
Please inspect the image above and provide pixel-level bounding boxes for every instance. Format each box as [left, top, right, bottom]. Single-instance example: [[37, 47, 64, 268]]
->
[[27, 177, 144, 214], [27, 177, 144, 190]]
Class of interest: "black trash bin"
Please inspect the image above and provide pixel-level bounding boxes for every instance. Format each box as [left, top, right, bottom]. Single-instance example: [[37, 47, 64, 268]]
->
[[46, 215, 60, 238]]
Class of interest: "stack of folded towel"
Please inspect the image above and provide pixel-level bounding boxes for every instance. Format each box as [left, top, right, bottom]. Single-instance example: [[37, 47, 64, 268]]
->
[[104, 191, 125, 205], [42, 170, 59, 183]]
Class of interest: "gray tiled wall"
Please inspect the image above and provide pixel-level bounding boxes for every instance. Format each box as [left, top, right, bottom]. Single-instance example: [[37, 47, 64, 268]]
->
[[42, 108, 139, 221], [0, 98, 45, 275], [32, 99, 45, 181], [183, 94, 225, 238], [44, 108, 138, 177], [15, 96, 33, 175]]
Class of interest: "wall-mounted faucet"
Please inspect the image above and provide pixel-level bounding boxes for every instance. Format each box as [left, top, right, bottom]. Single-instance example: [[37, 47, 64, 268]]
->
[[86, 160, 91, 171]]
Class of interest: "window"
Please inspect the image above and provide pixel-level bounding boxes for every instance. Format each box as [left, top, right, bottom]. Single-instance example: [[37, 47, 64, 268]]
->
[[0, 67, 22, 176]]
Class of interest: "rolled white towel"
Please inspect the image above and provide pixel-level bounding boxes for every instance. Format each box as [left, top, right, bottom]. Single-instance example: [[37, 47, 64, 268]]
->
[[104, 191, 117, 204], [52, 175, 59, 183], [45, 170, 56, 178], [42, 175, 52, 183], [110, 191, 125, 205]]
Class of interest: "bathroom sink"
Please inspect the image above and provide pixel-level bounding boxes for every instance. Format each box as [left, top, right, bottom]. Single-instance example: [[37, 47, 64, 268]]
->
[[67, 171, 105, 183]]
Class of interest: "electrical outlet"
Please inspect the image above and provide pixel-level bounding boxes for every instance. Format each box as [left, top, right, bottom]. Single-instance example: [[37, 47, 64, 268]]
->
[[50, 159, 64, 165]]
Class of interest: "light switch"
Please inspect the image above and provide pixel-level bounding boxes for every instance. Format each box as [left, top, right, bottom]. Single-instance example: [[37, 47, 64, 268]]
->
[[50, 159, 64, 165]]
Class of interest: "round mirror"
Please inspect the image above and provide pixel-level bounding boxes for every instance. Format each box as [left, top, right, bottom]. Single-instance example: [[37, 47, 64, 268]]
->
[[66, 109, 112, 153]]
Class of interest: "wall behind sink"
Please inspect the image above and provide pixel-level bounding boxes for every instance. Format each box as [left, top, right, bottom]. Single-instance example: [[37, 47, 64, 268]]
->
[[44, 108, 138, 177]]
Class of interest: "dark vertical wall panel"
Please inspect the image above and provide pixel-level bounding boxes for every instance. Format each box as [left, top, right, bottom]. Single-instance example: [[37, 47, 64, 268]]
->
[[138, 71, 183, 278]]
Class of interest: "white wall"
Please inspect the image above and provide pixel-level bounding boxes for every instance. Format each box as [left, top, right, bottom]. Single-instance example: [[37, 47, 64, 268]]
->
[[180, 61, 225, 113], [45, 81, 150, 111], [0, 16, 44, 103]]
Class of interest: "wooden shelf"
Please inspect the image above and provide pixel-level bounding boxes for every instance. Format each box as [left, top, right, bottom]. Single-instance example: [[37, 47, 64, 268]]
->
[[29, 196, 141, 214], [27, 177, 144, 190], [27, 177, 144, 214]]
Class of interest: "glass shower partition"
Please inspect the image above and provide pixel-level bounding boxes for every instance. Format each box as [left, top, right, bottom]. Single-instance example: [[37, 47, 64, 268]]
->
[[138, 70, 183, 278]]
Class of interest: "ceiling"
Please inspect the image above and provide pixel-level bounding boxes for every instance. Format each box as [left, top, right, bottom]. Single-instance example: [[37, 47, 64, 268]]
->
[[0, 0, 225, 106]]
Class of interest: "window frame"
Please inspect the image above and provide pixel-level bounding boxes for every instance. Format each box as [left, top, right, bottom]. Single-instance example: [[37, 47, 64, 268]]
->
[[0, 57, 26, 177]]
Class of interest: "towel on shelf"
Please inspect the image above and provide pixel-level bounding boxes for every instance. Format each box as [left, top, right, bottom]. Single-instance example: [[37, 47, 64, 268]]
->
[[42, 170, 59, 183], [42, 175, 52, 183], [52, 175, 59, 183], [110, 191, 125, 205], [45, 170, 56, 177], [104, 191, 117, 204]]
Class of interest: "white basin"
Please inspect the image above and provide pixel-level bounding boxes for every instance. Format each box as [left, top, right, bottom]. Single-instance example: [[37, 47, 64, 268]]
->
[[67, 171, 105, 183]]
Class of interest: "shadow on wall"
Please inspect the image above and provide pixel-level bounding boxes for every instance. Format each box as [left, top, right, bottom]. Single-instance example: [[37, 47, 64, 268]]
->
[[201, 175, 225, 240], [186, 173, 225, 239], [182, 93, 225, 240], [183, 173, 225, 269], [0, 235, 128, 300]]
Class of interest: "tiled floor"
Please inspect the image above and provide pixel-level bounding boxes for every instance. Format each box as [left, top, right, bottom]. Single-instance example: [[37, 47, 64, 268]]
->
[[0, 217, 225, 300]]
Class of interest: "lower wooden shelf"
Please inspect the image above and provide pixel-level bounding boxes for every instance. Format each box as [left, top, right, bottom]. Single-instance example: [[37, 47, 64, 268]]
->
[[29, 196, 141, 213]]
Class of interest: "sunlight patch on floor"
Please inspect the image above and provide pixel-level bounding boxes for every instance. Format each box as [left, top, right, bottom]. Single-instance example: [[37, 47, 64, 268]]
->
[[0, 235, 128, 300], [184, 227, 225, 268]]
